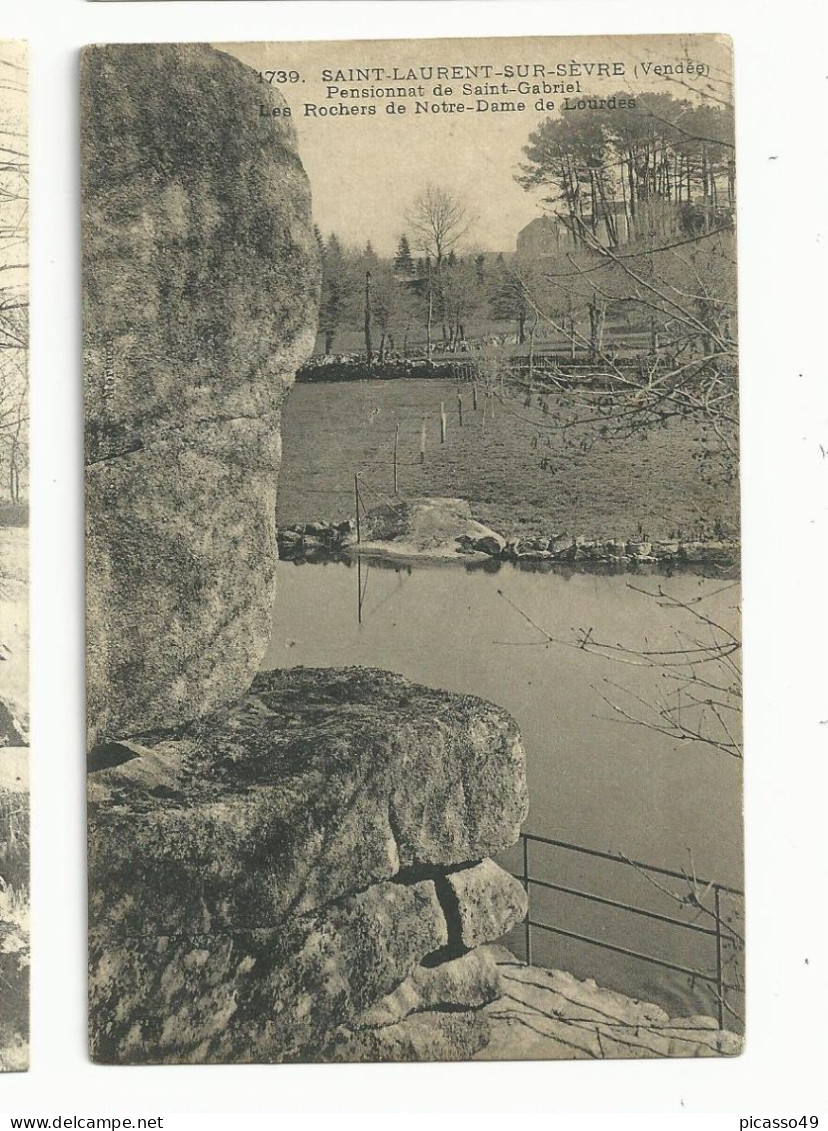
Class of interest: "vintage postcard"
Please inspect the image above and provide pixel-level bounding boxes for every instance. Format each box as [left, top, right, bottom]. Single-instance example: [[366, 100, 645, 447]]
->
[[0, 39, 28, 1073], [83, 34, 742, 1064]]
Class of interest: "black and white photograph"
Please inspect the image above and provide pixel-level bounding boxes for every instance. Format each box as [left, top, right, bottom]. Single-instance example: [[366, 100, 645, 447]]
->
[[83, 34, 744, 1066]]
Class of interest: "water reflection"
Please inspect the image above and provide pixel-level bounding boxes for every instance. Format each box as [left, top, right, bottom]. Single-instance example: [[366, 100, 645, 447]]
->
[[264, 557, 743, 1022]]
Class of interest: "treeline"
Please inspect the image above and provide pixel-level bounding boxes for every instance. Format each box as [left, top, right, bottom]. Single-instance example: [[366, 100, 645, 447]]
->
[[314, 91, 736, 365], [316, 228, 532, 359], [519, 91, 735, 247]]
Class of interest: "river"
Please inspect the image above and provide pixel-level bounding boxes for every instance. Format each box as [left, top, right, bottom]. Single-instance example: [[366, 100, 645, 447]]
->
[[263, 555, 743, 1025]]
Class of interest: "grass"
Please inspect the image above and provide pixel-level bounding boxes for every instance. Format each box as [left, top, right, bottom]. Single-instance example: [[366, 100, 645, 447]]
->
[[277, 378, 739, 543]]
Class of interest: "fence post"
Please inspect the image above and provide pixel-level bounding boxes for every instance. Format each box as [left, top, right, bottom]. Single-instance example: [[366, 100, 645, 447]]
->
[[472, 384, 478, 411], [714, 884, 724, 1029], [393, 422, 399, 495], [457, 392, 463, 428], [420, 414, 426, 464], [522, 835, 532, 966], [440, 402, 447, 444]]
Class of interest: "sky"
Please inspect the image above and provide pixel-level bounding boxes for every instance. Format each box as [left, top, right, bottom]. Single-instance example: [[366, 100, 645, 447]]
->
[[220, 34, 733, 257]]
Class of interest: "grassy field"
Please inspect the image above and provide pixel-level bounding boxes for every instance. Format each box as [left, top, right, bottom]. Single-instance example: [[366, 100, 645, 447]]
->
[[277, 379, 739, 543]]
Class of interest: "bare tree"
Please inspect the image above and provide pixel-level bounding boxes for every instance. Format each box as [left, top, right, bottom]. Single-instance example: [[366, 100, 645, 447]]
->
[[407, 184, 472, 267], [498, 581, 742, 760], [495, 86, 738, 492], [0, 45, 28, 509]]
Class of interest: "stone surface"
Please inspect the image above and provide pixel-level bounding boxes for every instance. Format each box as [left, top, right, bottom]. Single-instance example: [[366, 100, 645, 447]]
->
[[88, 666, 529, 1063], [446, 859, 529, 951], [471, 532, 506, 556], [476, 947, 743, 1061], [327, 1011, 492, 1064], [82, 44, 320, 745], [346, 497, 505, 560], [352, 948, 502, 1030], [89, 877, 449, 1065], [88, 666, 528, 943]]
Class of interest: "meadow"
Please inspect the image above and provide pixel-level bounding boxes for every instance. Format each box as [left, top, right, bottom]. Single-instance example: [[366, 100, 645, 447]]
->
[[277, 378, 740, 544]]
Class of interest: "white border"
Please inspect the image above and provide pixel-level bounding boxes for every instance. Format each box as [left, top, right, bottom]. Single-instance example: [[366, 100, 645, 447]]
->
[[2, 0, 827, 1116]]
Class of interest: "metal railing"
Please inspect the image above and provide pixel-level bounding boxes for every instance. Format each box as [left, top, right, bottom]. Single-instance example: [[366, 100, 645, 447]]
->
[[514, 833, 744, 1030]]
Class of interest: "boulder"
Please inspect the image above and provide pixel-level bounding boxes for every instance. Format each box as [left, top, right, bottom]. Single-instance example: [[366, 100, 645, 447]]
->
[[472, 532, 506, 556], [88, 666, 529, 1062], [327, 1011, 492, 1063], [82, 44, 320, 745], [89, 877, 450, 1065], [548, 535, 573, 557], [445, 859, 529, 950], [352, 948, 502, 1030], [345, 497, 505, 561], [88, 667, 528, 942], [477, 947, 743, 1061]]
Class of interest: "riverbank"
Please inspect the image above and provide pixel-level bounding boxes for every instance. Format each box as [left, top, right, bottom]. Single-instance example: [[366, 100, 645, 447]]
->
[[277, 508, 739, 573], [278, 378, 739, 545]]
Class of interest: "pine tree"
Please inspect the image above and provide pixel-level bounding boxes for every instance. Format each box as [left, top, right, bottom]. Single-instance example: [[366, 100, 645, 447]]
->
[[394, 234, 415, 276]]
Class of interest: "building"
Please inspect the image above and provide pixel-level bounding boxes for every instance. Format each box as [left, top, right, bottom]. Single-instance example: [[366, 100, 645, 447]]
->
[[516, 203, 634, 259]]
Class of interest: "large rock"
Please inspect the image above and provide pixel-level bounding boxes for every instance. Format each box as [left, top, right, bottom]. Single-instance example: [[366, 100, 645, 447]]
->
[[352, 948, 502, 1030], [88, 666, 527, 941], [87, 667, 529, 1064], [445, 859, 529, 950], [89, 877, 450, 1065], [347, 497, 506, 561], [82, 44, 320, 745], [326, 1011, 492, 1064], [477, 947, 743, 1060]]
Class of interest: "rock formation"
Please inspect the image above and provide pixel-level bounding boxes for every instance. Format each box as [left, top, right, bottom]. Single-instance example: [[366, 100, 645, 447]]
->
[[83, 45, 531, 1065], [83, 45, 739, 1067], [82, 44, 320, 746], [477, 948, 743, 1059], [88, 668, 529, 1064]]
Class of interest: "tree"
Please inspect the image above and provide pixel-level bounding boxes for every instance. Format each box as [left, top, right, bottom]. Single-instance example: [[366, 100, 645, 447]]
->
[[519, 93, 735, 250], [509, 88, 737, 486], [317, 232, 359, 354], [0, 45, 28, 507], [393, 234, 415, 277], [407, 184, 472, 266], [436, 260, 482, 352]]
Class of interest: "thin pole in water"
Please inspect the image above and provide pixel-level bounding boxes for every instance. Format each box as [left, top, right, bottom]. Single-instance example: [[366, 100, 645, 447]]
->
[[354, 474, 361, 545], [357, 553, 363, 625], [457, 391, 463, 428], [420, 414, 426, 464], [440, 402, 447, 444], [393, 422, 399, 495]]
